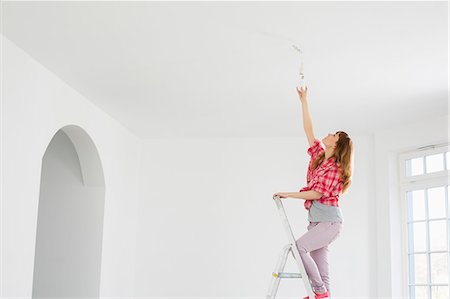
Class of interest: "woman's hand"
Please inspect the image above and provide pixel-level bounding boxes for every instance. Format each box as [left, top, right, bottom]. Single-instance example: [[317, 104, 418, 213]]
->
[[296, 86, 308, 102], [273, 192, 289, 199]]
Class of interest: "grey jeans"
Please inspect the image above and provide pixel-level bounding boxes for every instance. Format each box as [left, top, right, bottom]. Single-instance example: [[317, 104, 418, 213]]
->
[[295, 221, 343, 295]]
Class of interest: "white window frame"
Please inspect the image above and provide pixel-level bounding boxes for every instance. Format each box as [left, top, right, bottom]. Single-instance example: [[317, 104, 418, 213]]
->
[[399, 143, 450, 299]]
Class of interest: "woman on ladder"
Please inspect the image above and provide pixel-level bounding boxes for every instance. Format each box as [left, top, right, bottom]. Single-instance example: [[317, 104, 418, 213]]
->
[[274, 86, 354, 299]]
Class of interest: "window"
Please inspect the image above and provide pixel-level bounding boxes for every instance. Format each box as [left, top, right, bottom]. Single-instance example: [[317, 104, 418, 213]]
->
[[400, 144, 450, 299]]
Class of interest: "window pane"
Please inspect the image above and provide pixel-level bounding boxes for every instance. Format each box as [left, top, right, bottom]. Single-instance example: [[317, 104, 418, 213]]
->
[[409, 190, 426, 221], [446, 152, 449, 170], [426, 153, 444, 173], [428, 186, 446, 219], [413, 222, 427, 252], [414, 286, 429, 298], [430, 253, 448, 284], [431, 285, 449, 299], [406, 157, 424, 176], [411, 253, 428, 284], [429, 220, 447, 251]]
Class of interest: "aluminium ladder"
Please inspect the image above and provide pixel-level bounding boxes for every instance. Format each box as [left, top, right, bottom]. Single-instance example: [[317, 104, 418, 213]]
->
[[266, 195, 316, 299]]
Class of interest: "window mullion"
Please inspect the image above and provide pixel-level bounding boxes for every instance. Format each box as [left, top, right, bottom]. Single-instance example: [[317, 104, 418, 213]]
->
[[425, 187, 431, 298], [447, 185, 450, 294]]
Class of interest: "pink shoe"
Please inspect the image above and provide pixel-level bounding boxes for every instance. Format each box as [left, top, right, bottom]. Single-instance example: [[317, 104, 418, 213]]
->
[[303, 290, 329, 299]]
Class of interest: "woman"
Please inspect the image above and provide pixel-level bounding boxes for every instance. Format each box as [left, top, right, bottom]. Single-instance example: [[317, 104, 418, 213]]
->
[[273, 86, 353, 299]]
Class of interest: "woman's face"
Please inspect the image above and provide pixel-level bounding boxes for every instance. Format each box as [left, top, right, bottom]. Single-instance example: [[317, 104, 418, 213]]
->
[[323, 132, 339, 148]]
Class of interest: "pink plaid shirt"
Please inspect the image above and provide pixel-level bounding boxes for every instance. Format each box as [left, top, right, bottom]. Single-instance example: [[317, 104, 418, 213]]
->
[[299, 139, 343, 210]]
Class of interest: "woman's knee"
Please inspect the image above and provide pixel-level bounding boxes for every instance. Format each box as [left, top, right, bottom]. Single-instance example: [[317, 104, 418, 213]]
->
[[296, 241, 308, 254]]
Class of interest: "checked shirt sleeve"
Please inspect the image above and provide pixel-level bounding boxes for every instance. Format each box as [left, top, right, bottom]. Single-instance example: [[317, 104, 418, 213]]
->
[[307, 139, 325, 160]]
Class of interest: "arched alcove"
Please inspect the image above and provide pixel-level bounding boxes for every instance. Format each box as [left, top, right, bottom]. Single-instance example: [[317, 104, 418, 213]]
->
[[32, 125, 106, 298]]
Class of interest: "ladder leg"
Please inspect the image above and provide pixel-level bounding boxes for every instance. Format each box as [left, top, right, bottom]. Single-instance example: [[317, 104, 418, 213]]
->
[[268, 198, 318, 299], [266, 244, 291, 299]]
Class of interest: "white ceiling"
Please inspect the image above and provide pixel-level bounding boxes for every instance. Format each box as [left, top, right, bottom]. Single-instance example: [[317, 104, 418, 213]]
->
[[3, 1, 448, 138]]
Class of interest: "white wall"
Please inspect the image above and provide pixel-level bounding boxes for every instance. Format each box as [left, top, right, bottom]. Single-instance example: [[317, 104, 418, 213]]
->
[[1, 34, 141, 298], [134, 116, 449, 298], [374, 114, 449, 298], [134, 135, 376, 298]]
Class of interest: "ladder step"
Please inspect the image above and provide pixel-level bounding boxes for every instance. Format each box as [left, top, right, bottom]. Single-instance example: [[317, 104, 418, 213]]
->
[[272, 272, 303, 278]]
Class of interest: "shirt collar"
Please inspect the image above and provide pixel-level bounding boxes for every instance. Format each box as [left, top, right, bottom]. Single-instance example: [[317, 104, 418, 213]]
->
[[324, 156, 336, 164]]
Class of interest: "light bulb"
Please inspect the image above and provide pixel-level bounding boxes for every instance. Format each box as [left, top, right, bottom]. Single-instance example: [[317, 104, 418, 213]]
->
[[292, 44, 306, 89]]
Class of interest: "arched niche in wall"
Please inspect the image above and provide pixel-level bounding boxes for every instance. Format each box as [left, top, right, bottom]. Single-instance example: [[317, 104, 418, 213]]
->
[[32, 125, 106, 298]]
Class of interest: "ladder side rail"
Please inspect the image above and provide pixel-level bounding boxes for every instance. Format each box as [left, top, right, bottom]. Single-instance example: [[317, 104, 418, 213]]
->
[[266, 244, 291, 298]]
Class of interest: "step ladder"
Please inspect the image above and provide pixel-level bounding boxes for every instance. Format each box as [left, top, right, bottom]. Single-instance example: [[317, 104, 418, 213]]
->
[[266, 195, 316, 299]]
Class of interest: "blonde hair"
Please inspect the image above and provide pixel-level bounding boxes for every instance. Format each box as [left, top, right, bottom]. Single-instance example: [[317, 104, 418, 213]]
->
[[310, 131, 354, 194]]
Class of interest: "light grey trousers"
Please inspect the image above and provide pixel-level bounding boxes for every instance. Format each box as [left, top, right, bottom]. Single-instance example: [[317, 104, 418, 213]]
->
[[295, 221, 343, 295]]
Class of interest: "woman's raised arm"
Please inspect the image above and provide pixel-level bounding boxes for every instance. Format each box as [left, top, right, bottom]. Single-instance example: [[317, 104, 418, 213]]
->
[[297, 86, 316, 147]]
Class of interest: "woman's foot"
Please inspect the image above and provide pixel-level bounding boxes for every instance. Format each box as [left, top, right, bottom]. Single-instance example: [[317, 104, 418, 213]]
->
[[302, 290, 329, 299]]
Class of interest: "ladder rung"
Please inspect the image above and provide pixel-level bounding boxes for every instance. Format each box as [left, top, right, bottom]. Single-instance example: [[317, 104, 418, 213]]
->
[[272, 272, 302, 278]]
